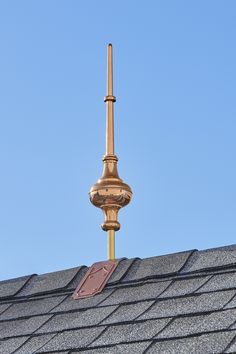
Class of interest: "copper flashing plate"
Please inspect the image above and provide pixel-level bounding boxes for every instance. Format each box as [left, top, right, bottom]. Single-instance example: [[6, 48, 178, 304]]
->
[[72, 260, 118, 299]]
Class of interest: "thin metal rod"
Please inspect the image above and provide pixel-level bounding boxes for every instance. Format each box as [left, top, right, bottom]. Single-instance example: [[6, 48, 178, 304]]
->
[[107, 230, 115, 260], [107, 43, 113, 96], [105, 43, 115, 155]]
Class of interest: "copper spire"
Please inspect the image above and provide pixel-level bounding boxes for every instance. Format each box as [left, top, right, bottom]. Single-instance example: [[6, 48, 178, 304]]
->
[[89, 44, 132, 260]]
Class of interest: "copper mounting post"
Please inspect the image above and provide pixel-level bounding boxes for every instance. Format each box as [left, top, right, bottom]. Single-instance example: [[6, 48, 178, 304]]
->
[[108, 230, 115, 260], [89, 44, 132, 260]]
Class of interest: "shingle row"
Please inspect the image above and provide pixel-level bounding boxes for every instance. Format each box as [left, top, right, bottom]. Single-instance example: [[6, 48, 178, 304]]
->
[[2, 245, 236, 300], [1, 280, 235, 329], [1, 301, 236, 351], [6, 323, 236, 353], [2, 270, 236, 323]]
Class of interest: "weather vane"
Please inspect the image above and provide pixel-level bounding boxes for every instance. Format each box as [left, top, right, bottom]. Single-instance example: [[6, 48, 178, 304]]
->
[[89, 44, 132, 260]]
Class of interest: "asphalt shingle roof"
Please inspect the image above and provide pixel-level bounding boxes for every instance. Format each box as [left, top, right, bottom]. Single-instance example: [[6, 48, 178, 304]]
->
[[2, 245, 236, 353]]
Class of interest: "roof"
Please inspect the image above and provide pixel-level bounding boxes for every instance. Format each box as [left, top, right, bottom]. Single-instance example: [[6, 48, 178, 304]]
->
[[2, 245, 236, 353]]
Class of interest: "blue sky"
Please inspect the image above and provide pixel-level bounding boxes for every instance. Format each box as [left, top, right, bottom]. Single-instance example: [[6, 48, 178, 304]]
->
[[0, 1, 235, 279]]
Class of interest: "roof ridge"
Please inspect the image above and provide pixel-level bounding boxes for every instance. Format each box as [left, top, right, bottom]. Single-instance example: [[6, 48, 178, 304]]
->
[[3, 243, 236, 285]]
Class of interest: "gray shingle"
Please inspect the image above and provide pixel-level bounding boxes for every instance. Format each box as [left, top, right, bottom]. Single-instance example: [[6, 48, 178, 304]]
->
[[0, 295, 66, 320], [138, 290, 235, 320], [14, 334, 56, 354], [159, 276, 210, 298], [228, 319, 236, 330], [225, 294, 236, 309], [64, 266, 88, 290], [38, 327, 105, 352], [73, 342, 151, 353], [38, 352, 69, 354], [37, 306, 117, 334], [0, 275, 32, 299], [0, 314, 51, 339], [52, 288, 114, 312], [37, 350, 68, 354], [122, 251, 194, 282], [90, 318, 170, 347], [17, 267, 82, 296], [196, 272, 236, 293], [0, 303, 11, 316], [101, 281, 171, 306], [181, 245, 236, 273], [108, 258, 137, 284], [225, 335, 236, 353], [147, 331, 236, 354], [102, 301, 154, 325], [0, 336, 28, 354], [157, 308, 236, 339]]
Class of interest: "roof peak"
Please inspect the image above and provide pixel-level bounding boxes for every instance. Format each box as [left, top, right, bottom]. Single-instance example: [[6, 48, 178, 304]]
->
[[3, 243, 236, 285]]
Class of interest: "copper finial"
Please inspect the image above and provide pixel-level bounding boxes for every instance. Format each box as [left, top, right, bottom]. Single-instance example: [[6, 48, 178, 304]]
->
[[89, 44, 132, 260]]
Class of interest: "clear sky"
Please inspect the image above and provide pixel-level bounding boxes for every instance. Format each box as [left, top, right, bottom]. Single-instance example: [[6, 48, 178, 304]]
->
[[0, 1, 235, 280]]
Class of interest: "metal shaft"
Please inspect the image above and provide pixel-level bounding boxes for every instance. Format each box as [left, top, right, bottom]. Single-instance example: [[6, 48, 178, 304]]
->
[[105, 44, 115, 155], [107, 43, 113, 96], [107, 230, 115, 260]]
